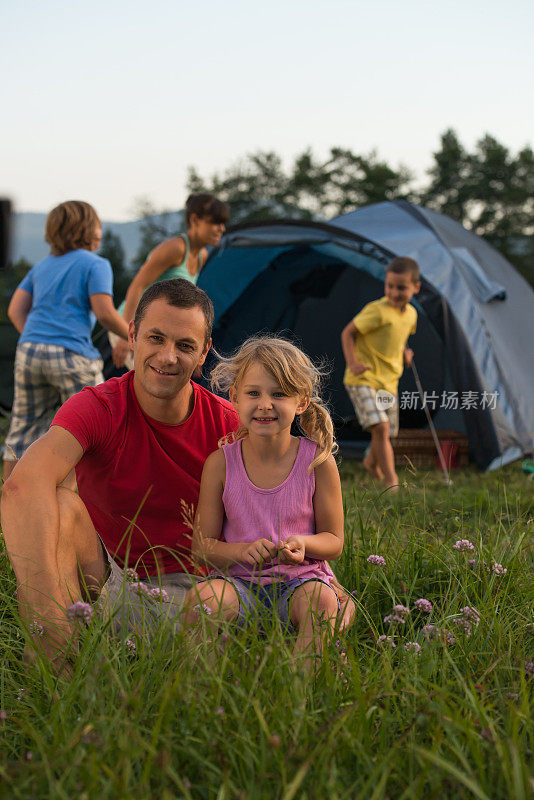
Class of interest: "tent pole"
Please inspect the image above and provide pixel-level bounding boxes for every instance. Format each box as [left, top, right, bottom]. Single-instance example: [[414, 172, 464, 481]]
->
[[411, 360, 453, 486]]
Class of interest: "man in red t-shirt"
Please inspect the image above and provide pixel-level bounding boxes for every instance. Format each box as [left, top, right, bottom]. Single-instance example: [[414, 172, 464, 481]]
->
[[2, 279, 239, 664]]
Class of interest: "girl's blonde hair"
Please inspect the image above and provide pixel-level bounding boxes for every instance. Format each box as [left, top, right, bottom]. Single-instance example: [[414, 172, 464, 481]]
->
[[211, 336, 337, 470]]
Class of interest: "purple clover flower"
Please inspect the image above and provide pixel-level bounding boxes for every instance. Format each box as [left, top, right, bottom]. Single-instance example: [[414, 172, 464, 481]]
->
[[367, 554, 386, 566], [192, 603, 213, 616], [216, 706, 224, 716], [30, 621, 44, 636], [125, 638, 136, 653], [525, 661, 534, 678], [422, 624, 439, 640], [66, 601, 94, 623], [422, 624, 455, 644], [491, 563, 507, 576], [377, 635, 396, 648], [392, 604, 411, 618], [124, 568, 139, 582], [461, 606, 480, 623], [413, 598, 433, 614], [384, 614, 406, 626], [130, 582, 149, 596], [148, 587, 170, 603], [404, 642, 422, 654], [453, 539, 475, 552], [0, 710, 7, 721], [453, 618, 472, 637]]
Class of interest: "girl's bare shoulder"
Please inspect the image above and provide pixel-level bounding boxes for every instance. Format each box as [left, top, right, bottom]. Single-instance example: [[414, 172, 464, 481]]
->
[[203, 447, 226, 474], [314, 452, 341, 480]]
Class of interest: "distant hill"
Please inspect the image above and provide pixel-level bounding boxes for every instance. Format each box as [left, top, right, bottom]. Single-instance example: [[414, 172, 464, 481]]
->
[[11, 211, 185, 269]]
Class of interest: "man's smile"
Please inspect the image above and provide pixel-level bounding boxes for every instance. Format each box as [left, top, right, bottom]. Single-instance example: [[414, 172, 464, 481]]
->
[[149, 365, 179, 376]]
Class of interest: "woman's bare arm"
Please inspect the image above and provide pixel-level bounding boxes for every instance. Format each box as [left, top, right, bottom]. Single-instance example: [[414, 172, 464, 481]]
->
[[121, 237, 186, 324]]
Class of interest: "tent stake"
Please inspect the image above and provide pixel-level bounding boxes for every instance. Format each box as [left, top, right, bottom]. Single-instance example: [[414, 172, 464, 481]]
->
[[411, 360, 453, 486]]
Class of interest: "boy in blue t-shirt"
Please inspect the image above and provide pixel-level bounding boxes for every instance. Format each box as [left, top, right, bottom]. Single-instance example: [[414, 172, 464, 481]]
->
[[3, 200, 129, 479]]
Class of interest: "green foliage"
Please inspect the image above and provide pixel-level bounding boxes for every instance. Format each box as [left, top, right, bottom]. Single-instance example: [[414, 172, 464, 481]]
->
[[186, 132, 534, 286], [99, 229, 129, 305], [0, 258, 32, 321], [423, 129, 534, 285], [0, 464, 532, 798], [132, 198, 182, 269], [187, 147, 414, 224]]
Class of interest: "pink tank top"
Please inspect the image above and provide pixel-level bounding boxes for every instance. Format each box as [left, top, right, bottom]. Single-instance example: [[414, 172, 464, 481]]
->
[[220, 436, 334, 585]]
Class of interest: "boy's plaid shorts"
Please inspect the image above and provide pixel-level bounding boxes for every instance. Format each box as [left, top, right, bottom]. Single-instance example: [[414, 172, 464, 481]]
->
[[3, 342, 103, 461], [345, 385, 399, 437]]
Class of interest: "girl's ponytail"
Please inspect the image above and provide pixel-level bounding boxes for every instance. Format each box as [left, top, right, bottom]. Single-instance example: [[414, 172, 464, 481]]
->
[[299, 398, 337, 471]]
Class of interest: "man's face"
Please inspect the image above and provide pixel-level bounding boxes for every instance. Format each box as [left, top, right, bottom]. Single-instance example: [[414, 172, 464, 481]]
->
[[384, 271, 420, 310], [130, 299, 210, 402]]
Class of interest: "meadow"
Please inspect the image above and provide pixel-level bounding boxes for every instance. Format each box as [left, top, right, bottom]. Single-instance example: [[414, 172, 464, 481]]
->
[[0, 460, 532, 799]]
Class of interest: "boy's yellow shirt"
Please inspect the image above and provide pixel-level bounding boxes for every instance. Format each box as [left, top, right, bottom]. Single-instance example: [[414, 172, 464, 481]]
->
[[344, 296, 417, 395]]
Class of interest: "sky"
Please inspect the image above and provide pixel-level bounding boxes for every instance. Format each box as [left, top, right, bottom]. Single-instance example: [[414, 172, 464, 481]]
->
[[2, 0, 533, 221]]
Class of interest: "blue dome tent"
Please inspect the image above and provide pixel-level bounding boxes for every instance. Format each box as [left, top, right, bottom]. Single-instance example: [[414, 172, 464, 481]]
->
[[197, 214, 530, 470]]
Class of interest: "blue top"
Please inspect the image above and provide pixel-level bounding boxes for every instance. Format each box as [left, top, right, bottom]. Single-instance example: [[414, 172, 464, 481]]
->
[[18, 249, 113, 359]]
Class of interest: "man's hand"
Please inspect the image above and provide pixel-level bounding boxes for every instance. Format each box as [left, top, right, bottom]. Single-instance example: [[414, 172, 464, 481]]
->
[[240, 538, 278, 566], [348, 360, 370, 377], [404, 348, 414, 368], [112, 338, 131, 368], [278, 535, 306, 565]]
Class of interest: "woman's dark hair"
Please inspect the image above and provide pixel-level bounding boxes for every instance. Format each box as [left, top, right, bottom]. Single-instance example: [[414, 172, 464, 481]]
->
[[134, 278, 214, 345], [185, 193, 230, 226], [45, 200, 101, 256]]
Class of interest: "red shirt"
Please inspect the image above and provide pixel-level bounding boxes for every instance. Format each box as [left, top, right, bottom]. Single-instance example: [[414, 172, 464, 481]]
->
[[52, 372, 239, 577]]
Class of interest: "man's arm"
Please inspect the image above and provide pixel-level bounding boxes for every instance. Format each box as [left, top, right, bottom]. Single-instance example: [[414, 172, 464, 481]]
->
[[1, 427, 84, 653], [340, 321, 370, 376]]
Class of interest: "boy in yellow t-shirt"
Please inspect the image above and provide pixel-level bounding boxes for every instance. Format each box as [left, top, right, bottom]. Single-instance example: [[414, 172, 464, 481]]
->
[[341, 257, 421, 492]]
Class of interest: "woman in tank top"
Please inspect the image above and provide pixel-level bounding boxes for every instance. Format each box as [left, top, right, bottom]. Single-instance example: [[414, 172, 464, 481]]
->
[[182, 336, 355, 673], [111, 193, 229, 368]]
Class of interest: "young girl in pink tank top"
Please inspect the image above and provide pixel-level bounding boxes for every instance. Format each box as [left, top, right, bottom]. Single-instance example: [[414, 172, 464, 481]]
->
[[182, 336, 352, 670]]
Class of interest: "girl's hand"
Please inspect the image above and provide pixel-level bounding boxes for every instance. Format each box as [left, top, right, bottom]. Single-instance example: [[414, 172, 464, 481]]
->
[[278, 535, 306, 565], [240, 538, 278, 566]]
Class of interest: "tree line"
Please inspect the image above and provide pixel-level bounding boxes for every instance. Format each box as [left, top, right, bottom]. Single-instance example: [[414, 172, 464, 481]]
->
[[3, 128, 534, 312], [186, 128, 534, 285]]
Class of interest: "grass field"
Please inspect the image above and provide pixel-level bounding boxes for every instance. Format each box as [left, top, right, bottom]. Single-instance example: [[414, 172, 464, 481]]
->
[[0, 459, 533, 799]]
